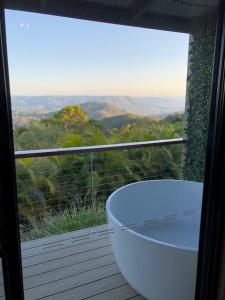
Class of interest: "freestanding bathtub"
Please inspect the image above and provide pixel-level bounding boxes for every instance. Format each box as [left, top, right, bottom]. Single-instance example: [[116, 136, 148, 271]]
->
[[106, 180, 203, 300]]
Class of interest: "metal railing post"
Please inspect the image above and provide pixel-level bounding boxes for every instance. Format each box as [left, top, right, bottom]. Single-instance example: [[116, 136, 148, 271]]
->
[[90, 152, 97, 232]]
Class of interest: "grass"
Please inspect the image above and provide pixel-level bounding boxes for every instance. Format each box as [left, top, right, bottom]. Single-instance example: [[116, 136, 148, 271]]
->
[[20, 206, 107, 241]]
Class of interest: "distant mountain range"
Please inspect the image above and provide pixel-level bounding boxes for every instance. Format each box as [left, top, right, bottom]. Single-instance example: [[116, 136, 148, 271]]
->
[[11, 95, 185, 117]]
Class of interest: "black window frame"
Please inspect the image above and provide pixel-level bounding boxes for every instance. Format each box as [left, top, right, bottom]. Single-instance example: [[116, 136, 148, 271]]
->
[[0, 7, 24, 300], [195, 3, 225, 299], [1, 1, 225, 299]]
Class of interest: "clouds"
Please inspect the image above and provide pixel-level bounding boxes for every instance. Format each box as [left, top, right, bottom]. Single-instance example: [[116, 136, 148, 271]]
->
[[19, 23, 30, 28]]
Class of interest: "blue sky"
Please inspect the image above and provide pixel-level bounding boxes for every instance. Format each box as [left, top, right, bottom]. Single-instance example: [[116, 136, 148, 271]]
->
[[5, 10, 189, 97]]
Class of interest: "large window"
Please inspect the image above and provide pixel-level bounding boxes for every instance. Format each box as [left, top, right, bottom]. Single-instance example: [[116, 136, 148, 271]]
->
[[6, 10, 188, 150], [1, 1, 221, 300]]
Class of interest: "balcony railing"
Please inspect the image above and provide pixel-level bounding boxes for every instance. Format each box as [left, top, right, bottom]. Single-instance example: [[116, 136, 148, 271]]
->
[[15, 138, 186, 241]]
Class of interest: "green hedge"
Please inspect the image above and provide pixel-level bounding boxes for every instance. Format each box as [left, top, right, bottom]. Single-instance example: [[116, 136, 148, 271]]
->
[[183, 27, 215, 181]]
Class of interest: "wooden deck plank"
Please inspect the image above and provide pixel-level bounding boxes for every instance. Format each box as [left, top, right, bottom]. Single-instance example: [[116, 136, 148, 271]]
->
[[22, 232, 112, 258], [25, 264, 120, 299], [0, 286, 3, 297], [86, 284, 139, 300], [39, 274, 128, 300], [21, 224, 108, 250], [23, 245, 112, 278], [0, 225, 147, 300], [24, 253, 115, 289], [0, 260, 4, 299], [127, 296, 146, 300], [0, 284, 3, 297], [22, 237, 111, 267], [0, 281, 4, 299]]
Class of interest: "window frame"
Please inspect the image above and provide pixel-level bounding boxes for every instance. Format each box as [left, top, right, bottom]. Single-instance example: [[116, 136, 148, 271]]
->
[[0, 8, 24, 300], [1, 1, 225, 299]]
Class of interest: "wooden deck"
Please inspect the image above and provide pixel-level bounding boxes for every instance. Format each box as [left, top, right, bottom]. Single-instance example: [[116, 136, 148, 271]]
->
[[0, 224, 146, 300]]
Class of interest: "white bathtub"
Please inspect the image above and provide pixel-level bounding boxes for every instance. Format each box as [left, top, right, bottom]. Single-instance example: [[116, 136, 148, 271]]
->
[[106, 180, 203, 300]]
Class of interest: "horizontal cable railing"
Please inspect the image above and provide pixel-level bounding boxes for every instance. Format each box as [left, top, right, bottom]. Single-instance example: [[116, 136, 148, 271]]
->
[[15, 137, 186, 158], [14, 138, 186, 241]]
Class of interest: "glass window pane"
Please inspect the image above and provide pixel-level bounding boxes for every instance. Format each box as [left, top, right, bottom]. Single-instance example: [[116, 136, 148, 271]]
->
[[4, 1, 220, 299]]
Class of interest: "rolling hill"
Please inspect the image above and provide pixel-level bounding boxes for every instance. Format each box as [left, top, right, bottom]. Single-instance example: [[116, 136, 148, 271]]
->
[[80, 102, 126, 120], [98, 113, 159, 131], [11, 95, 185, 117]]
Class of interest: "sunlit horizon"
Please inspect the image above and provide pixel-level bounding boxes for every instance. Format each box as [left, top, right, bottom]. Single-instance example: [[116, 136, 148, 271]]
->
[[6, 10, 189, 97], [11, 94, 186, 97]]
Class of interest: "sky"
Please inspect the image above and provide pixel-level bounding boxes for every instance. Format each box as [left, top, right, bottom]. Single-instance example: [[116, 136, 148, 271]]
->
[[5, 9, 189, 97]]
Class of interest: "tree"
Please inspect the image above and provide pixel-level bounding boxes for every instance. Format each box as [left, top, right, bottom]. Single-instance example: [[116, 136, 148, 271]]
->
[[14, 109, 184, 238], [55, 106, 89, 129]]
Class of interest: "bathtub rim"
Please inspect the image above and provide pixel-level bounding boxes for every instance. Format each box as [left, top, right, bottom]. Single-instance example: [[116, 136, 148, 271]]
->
[[106, 179, 203, 252]]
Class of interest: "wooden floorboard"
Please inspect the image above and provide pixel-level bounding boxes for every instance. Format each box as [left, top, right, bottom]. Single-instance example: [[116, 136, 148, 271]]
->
[[127, 296, 147, 300], [0, 281, 4, 299], [86, 284, 139, 300], [25, 264, 120, 299], [21, 224, 108, 250], [0, 225, 146, 300], [23, 239, 111, 268], [39, 274, 129, 300], [24, 245, 113, 278], [24, 254, 115, 290], [0, 259, 4, 299]]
